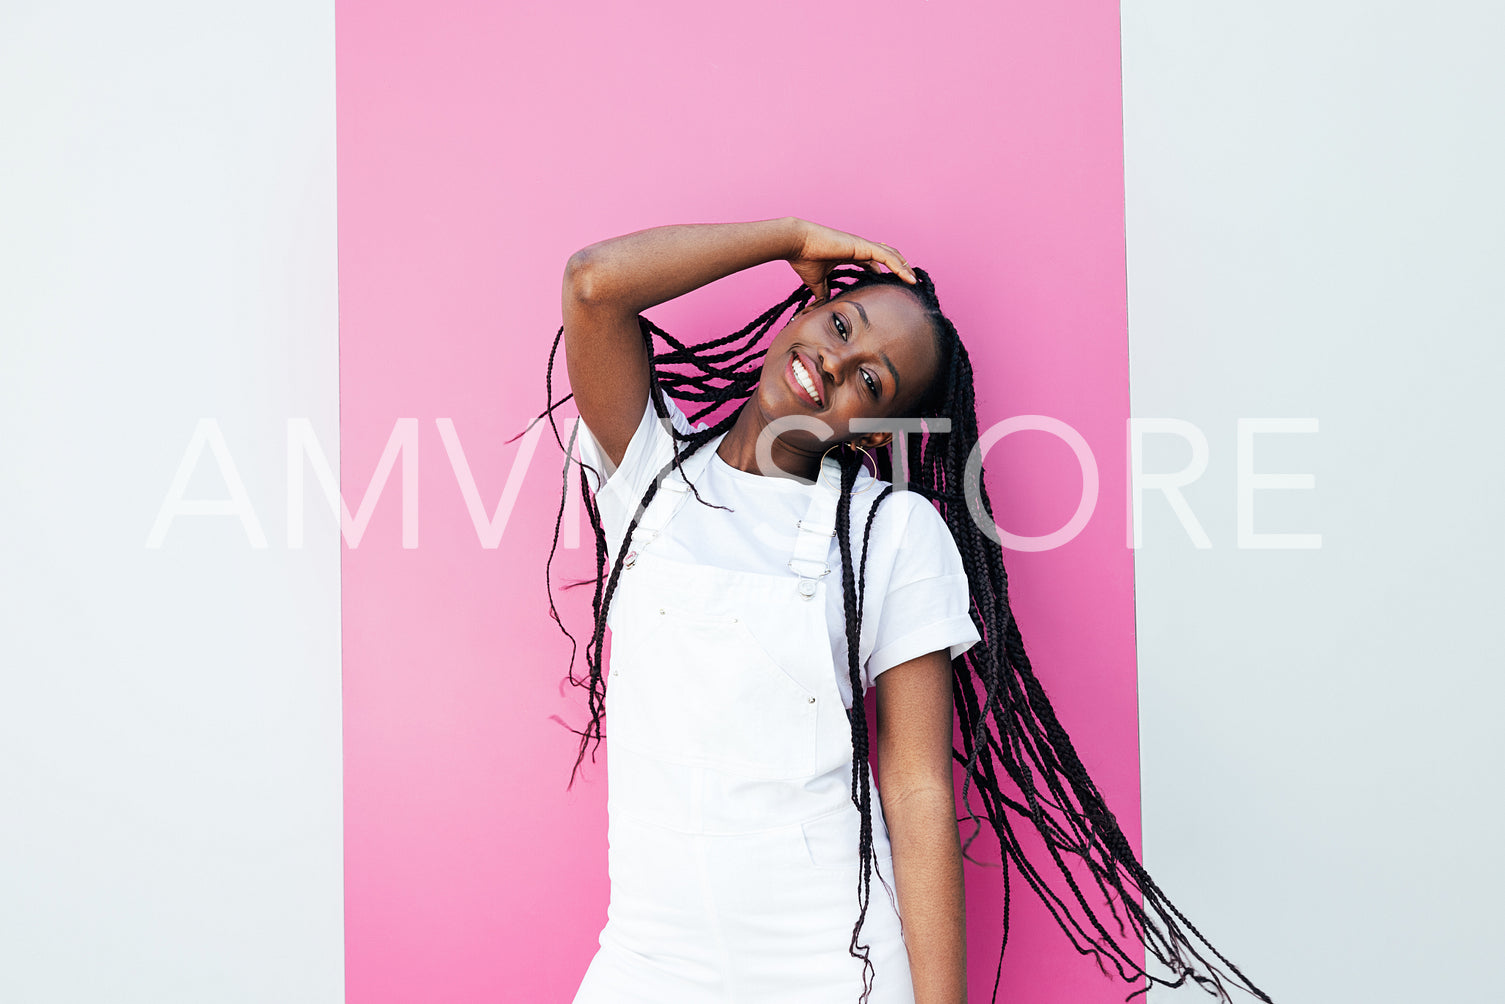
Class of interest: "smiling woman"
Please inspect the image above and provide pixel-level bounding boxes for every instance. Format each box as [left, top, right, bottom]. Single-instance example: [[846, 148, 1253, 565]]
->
[[522, 217, 1273, 1004]]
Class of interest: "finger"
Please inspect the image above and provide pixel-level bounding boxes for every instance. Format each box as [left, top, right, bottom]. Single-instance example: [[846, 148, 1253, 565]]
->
[[873, 243, 917, 284], [872, 241, 901, 267]]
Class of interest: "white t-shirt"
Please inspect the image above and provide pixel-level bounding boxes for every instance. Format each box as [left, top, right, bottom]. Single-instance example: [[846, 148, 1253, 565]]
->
[[575, 391, 982, 710]]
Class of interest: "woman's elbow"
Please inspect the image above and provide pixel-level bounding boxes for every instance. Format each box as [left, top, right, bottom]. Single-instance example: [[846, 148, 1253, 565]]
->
[[563, 249, 601, 303]]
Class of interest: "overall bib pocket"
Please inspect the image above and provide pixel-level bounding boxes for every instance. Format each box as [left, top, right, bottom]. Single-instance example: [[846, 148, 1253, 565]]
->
[[610, 602, 820, 779]]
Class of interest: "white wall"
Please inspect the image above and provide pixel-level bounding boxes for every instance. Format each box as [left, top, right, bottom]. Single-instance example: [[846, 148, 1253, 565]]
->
[[1123, 3, 1505, 1001], [0, 3, 342, 1002]]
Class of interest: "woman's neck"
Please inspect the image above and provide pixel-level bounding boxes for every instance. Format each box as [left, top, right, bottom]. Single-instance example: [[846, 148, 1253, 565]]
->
[[715, 412, 822, 484]]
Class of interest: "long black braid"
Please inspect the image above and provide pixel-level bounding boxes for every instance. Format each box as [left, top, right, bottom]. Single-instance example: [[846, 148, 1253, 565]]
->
[[521, 264, 1274, 1003]]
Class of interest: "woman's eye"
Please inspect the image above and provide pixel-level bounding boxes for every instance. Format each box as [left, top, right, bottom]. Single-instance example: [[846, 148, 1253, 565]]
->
[[833, 314, 874, 394]]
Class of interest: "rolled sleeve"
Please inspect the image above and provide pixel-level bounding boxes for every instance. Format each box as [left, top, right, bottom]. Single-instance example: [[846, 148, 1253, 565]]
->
[[865, 572, 981, 679]]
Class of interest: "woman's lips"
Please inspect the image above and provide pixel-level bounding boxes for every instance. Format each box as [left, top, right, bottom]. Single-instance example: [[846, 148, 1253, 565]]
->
[[787, 352, 822, 408]]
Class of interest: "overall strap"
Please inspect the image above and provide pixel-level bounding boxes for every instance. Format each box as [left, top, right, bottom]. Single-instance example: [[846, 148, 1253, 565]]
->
[[621, 428, 723, 563], [788, 452, 844, 599]]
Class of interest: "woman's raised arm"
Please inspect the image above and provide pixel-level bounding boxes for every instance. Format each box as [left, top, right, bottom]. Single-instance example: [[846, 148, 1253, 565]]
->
[[561, 217, 806, 469]]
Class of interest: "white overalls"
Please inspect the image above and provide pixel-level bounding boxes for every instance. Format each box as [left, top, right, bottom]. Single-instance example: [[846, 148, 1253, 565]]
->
[[573, 431, 916, 1003]]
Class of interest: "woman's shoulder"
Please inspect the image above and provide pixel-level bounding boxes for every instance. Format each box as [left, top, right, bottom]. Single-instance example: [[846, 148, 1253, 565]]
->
[[850, 472, 938, 515], [844, 476, 948, 547], [577, 389, 704, 494]]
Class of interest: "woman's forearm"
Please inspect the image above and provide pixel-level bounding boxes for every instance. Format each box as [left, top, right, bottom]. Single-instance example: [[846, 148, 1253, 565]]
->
[[885, 787, 968, 1003], [566, 217, 804, 314]]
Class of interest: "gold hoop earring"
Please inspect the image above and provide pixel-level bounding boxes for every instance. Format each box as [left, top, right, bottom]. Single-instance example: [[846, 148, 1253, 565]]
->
[[819, 442, 877, 495]]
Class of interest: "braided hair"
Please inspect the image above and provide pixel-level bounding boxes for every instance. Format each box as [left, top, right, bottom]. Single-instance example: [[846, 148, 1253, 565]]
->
[[527, 264, 1273, 1003]]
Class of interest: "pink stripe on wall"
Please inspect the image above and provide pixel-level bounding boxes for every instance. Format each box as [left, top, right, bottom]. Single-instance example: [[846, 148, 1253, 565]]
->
[[338, 1, 1137, 1000]]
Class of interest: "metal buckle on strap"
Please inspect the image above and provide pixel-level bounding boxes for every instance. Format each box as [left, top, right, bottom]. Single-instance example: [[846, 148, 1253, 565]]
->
[[787, 559, 831, 599], [795, 518, 836, 537], [620, 529, 659, 571]]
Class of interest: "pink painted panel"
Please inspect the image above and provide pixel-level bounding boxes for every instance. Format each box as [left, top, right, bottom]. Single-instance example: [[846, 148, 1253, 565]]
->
[[338, 1, 1138, 1000]]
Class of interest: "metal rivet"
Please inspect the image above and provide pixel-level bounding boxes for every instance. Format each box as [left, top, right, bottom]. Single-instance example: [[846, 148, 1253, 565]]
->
[[807, 696, 816, 704], [658, 608, 665, 615]]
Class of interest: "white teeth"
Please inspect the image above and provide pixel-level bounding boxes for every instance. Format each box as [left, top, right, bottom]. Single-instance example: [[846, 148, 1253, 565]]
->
[[792, 356, 822, 405]]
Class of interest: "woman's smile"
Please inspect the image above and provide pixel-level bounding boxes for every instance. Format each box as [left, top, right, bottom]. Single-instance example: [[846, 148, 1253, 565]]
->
[[787, 351, 823, 408]]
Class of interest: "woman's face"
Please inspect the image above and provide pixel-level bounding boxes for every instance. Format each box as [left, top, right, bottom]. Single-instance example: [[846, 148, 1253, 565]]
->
[[756, 284, 940, 451]]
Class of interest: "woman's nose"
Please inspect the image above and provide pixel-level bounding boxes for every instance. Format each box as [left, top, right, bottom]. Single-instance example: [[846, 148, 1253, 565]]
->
[[820, 348, 851, 387], [814, 351, 839, 387]]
